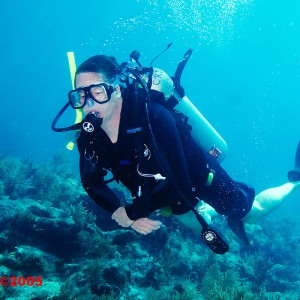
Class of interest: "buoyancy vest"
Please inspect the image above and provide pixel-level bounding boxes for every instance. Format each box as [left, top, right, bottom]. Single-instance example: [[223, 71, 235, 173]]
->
[[77, 89, 169, 198]]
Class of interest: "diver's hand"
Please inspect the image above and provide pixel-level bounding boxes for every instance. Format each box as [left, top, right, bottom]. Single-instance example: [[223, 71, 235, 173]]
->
[[112, 207, 134, 227], [131, 218, 162, 235]]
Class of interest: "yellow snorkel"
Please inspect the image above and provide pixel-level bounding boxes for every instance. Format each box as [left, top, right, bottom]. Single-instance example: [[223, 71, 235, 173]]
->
[[66, 51, 83, 150], [67, 51, 76, 89]]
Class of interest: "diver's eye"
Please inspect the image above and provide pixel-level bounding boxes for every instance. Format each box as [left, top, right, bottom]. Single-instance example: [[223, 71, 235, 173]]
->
[[91, 85, 108, 102], [78, 90, 86, 103]]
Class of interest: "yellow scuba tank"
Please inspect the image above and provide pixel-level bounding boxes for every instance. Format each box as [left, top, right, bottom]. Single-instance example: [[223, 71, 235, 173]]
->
[[145, 67, 228, 163]]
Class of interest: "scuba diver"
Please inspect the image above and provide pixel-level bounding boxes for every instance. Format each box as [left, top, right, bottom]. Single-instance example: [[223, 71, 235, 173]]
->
[[52, 51, 300, 254]]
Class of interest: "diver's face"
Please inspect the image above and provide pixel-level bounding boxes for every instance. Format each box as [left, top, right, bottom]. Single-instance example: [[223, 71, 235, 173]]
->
[[75, 72, 120, 118]]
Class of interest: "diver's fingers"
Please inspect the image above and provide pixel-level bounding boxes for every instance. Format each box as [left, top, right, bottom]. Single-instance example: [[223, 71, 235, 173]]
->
[[142, 218, 162, 229], [131, 218, 162, 234]]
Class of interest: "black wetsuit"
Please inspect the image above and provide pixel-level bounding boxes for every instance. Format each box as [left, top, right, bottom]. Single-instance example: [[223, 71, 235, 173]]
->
[[77, 91, 255, 221]]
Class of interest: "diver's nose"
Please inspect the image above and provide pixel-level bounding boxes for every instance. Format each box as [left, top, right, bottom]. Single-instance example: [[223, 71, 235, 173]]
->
[[86, 97, 95, 107]]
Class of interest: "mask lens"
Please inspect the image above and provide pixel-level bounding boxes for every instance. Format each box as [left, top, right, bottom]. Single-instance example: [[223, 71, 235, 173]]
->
[[68, 83, 112, 109], [69, 89, 85, 108], [90, 85, 108, 102]]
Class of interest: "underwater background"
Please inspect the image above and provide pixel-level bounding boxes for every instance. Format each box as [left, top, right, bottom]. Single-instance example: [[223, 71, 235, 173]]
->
[[1, 0, 300, 299]]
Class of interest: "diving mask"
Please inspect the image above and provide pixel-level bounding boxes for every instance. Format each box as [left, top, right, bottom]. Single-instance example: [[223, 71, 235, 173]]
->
[[68, 83, 114, 108]]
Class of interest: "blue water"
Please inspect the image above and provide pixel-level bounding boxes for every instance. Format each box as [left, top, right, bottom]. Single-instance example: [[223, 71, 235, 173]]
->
[[1, 1, 300, 298], [1, 1, 299, 210]]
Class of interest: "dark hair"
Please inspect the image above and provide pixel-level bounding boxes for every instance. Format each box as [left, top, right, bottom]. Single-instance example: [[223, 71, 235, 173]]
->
[[75, 55, 120, 84]]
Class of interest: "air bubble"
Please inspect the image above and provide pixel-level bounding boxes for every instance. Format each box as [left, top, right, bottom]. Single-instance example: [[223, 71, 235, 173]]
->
[[108, 0, 253, 47]]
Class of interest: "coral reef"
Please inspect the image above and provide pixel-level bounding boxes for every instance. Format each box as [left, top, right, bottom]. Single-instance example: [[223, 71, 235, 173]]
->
[[0, 155, 299, 299]]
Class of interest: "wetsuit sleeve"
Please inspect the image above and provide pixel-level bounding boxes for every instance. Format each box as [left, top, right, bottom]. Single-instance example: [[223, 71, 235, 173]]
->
[[79, 153, 120, 214], [125, 102, 195, 219]]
